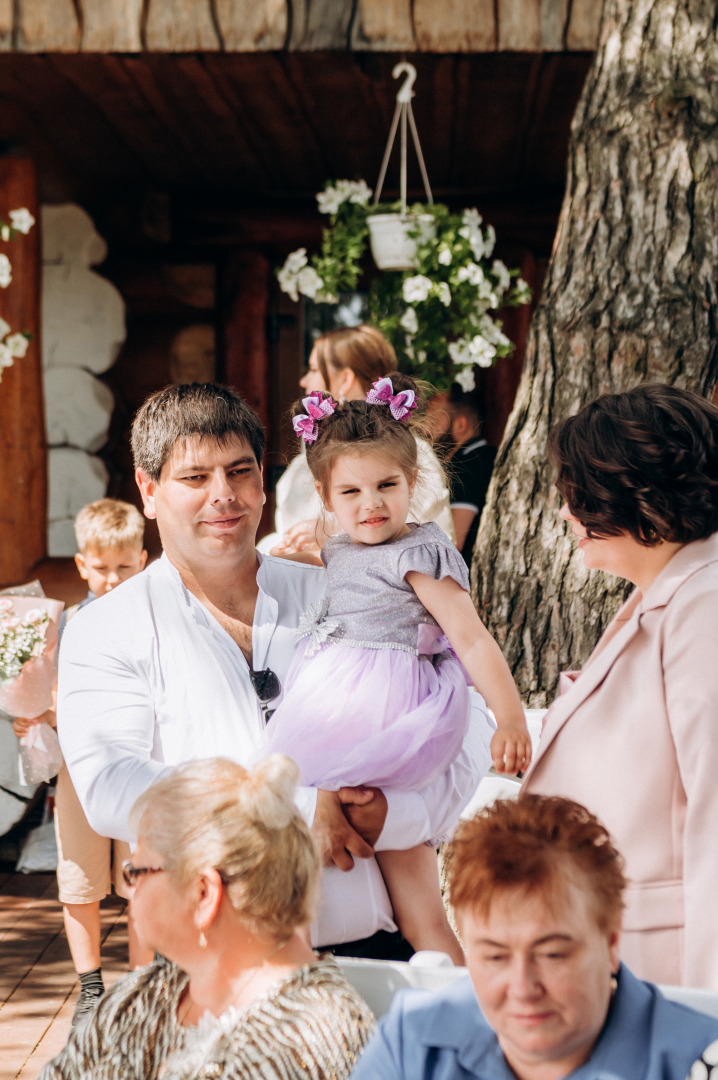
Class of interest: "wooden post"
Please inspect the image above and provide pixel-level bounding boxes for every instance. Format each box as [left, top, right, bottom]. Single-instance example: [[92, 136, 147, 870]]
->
[[0, 157, 45, 587], [218, 250, 274, 535]]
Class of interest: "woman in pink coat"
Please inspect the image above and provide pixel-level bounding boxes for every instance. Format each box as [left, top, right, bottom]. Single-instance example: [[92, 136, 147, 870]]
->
[[523, 383, 718, 989]]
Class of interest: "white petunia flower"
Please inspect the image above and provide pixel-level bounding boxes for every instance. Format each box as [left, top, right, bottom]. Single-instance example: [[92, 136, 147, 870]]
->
[[483, 224, 496, 257], [296, 266, 324, 300], [448, 338, 470, 365], [456, 262, 485, 287], [0, 318, 10, 339], [438, 247, 452, 266], [277, 249, 309, 301], [462, 208, 483, 231], [454, 365, 476, 392], [0, 254, 12, 288], [513, 277, 532, 304], [400, 307, 419, 334], [436, 282, 451, 307], [346, 179, 372, 205], [9, 208, 35, 234], [491, 259, 511, 293], [0, 226, 9, 242], [402, 275, 433, 303], [317, 186, 343, 215], [469, 335, 497, 368], [477, 317, 510, 350], [6, 333, 29, 358], [0, 343, 14, 369]]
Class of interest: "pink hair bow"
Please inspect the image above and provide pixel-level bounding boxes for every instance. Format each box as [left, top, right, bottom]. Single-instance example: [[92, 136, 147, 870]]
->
[[365, 377, 417, 421], [292, 393, 336, 443]]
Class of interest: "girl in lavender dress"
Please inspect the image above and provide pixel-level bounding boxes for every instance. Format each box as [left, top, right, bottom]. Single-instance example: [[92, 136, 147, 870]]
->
[[266, 374, 531, 961]]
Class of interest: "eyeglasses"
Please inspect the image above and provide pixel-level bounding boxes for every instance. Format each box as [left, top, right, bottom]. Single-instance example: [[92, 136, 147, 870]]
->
[[250, 666, 281, 723], [122, 860, 165, 888]]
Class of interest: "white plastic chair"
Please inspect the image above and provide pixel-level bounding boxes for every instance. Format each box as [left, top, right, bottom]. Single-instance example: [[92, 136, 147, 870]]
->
[[337, 955, 718, 1023], [460, 773, 521, 820], [336, 952, 464, 1018], [660, 984, 718, 1019]]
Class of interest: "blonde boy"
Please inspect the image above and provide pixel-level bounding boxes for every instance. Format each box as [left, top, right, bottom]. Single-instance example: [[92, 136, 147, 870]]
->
[[15, 499, 148, 1025]]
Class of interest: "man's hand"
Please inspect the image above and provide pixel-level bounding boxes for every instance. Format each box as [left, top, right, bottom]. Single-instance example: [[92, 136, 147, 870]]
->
[[312, 788, 376, 871], [339, 786, 388, 849]]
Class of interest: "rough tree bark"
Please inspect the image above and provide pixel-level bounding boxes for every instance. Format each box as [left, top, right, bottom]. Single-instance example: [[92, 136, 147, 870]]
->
[[473, 0, 718, 706]]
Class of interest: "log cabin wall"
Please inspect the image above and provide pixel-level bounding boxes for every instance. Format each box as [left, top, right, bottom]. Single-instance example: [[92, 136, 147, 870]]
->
[[0, 1, 600, 53]]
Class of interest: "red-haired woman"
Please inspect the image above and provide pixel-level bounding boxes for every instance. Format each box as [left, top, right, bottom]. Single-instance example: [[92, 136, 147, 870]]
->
[[351, 796, 718, 1080]]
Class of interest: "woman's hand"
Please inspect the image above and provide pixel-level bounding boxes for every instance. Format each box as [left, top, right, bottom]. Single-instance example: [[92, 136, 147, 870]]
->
[[491, 724, 533, 774], [12, 702, 57, 738], [276, 518, 334, 553], [12, 715, 44, 737]]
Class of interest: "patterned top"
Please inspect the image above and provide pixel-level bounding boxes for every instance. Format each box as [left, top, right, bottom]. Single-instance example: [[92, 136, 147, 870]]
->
[[39, 956, 374, 1080], [302, 521, 469, 656]]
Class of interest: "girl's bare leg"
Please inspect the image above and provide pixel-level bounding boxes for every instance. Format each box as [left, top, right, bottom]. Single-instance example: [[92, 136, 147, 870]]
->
[[377, 845, 464, 964]]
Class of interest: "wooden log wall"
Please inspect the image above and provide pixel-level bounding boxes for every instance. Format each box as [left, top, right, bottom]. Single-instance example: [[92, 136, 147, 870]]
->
[[0, 1, 600, 53], [0, 158, 45, 587]]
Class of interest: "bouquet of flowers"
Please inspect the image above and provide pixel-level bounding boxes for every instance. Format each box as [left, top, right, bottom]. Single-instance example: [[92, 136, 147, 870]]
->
[[0, 593, 65, 784]]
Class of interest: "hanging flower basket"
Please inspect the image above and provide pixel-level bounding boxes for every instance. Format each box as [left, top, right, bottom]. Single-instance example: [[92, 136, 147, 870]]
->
[[277, 64, 531, 391], [366, 212, 436, 271]]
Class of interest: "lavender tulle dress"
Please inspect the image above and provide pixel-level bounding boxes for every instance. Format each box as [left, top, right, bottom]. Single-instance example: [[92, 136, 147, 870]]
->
[[265, 522, 470, 792]]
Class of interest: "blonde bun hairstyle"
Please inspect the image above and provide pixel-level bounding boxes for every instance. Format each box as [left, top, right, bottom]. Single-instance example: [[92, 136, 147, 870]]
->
[[130, 755, 319, 941]]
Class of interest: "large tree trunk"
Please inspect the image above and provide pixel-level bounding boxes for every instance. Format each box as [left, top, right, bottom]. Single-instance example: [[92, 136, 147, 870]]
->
[[473, 0, 718, 706]]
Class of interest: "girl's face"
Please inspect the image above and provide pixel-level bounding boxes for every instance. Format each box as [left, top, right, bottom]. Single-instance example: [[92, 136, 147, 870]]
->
[[322, 449, 415, 545]]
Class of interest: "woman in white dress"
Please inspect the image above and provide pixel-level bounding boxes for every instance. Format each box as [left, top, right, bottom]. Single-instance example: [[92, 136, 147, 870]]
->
[[258, 325, 455, 559]]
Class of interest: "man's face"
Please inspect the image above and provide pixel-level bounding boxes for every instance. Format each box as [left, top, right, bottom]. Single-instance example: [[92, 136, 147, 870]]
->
[[136, 435, 265, 576]]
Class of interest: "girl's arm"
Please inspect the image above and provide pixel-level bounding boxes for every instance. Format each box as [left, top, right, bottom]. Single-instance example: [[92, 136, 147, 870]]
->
[[406, 571, 531, 774]]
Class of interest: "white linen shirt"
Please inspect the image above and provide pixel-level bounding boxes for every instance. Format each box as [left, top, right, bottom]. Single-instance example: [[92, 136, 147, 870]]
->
[[58, 552, 492, 946]]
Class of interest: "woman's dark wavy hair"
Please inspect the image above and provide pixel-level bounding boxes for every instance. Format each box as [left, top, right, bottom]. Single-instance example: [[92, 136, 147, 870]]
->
[[549, 383, 718, 545], [294, 372, 422, 496]]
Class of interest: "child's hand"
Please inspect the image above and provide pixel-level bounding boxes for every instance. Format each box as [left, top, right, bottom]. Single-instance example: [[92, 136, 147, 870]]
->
[[12, 715, 44, 738], [491, 724, 533, 775]]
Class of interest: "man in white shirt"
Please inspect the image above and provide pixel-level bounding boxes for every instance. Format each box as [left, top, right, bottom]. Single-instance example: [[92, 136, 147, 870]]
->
[[58, 383, 492, 954]]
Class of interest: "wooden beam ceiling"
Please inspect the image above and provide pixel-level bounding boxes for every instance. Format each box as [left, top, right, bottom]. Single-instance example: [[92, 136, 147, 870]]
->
[[0, 2, 599, 54]]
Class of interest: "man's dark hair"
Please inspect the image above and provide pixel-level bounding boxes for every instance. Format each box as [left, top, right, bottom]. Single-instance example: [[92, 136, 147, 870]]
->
[[549, 382, 718, 545], [446, 384, 486, 431], [131, 383, 265, 482]]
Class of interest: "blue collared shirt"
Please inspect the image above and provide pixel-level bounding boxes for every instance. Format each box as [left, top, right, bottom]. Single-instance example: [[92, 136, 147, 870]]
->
[[351, 964, 718, 1079]]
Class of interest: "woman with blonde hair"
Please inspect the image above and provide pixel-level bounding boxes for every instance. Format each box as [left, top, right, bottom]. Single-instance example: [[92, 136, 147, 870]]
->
[[40, 754, 374, 1080], [259, 324, 455, 557]]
